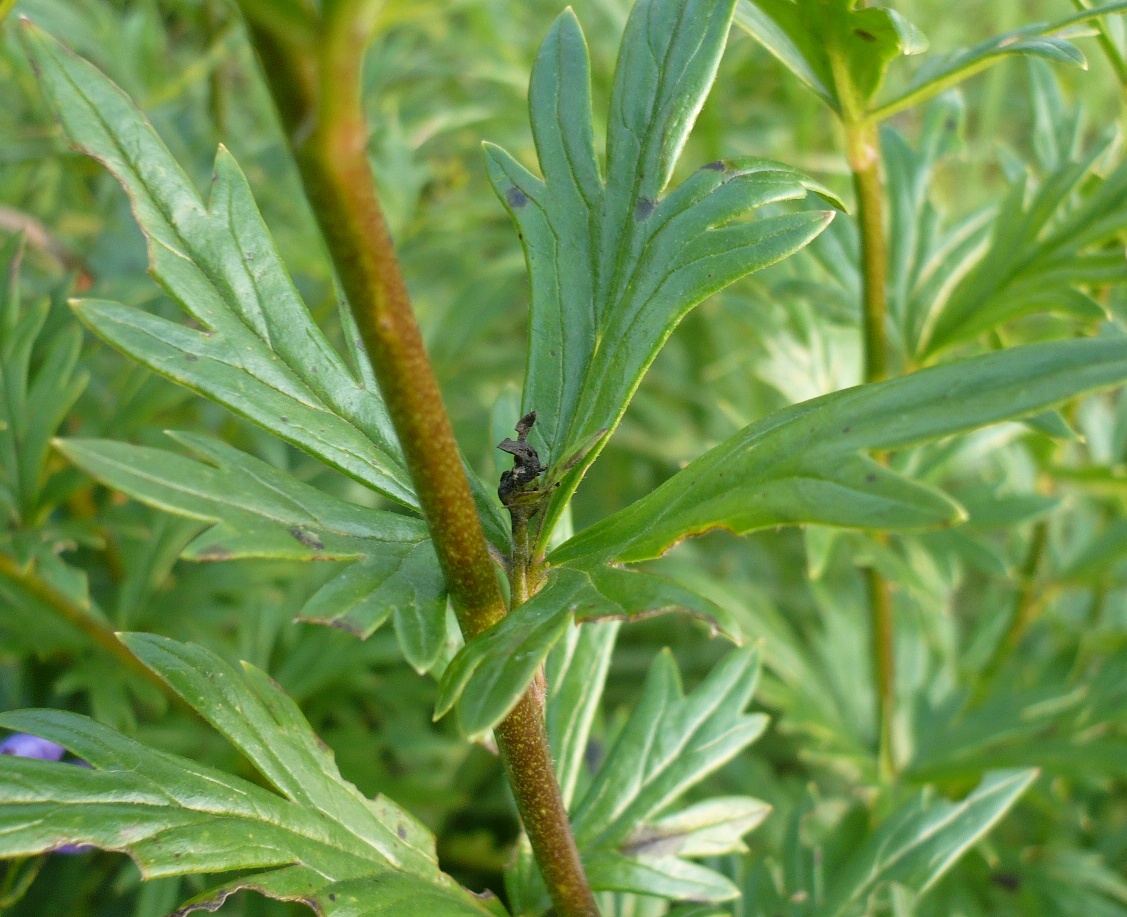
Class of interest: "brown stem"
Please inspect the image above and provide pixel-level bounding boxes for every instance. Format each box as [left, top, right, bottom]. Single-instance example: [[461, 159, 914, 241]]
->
[[238, 6, 597, 914]]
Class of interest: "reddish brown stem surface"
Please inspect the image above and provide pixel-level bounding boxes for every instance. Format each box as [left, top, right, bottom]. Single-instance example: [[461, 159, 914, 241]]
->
[[239, 6, 598, 914]]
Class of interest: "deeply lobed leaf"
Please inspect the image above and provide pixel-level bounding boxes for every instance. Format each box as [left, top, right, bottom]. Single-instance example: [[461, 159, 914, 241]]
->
[[58, 437, 448, 670], [22, 23, 418, 508], [823, 769, 1037, 916], [572, 648, 768, 902], [506, 646, 769, 909], [490, 0, 836, 549], [0, 635, 504, 916]]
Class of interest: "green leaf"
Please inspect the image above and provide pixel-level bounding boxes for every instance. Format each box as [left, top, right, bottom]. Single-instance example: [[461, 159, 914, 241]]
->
[[57, 436, 447, 669], [0, 635, 505, 916], [435, 566, 739, 739], [544, 620, 620, 807], [583, 851, 741, 901], [735, 0, 928, 116], [572, 648, 768, 902], [923, 140, 1127, 356], [879, 93, 994, 358], [623, 797, 771, 858], [171, 867, 504, 917], [822, 769, 1037, 917], [21, 23, 418, 508], [0, 244, 88, 525], [505, 649, 768, 910], [1059, 518, 1127, 582], [733, 0, 835, 106], [20, 22, 509, 547], [71, 296, 419, 507], [489, 1, 836, 550], [552, 338, 1127, 566], [871, 1, 1127, 121]]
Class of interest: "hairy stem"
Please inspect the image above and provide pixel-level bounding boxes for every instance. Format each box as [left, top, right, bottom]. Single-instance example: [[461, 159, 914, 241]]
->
[[238, 6, 598, 914], [510, 510, 533, 606], [846, 117, 896, 779]]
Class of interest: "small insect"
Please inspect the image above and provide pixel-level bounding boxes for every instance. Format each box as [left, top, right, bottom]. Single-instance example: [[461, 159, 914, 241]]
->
[[497, 410, 546, 506]]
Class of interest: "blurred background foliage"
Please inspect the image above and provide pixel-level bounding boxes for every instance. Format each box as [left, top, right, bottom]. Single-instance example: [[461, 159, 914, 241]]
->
[[1, 0, 1126, 915]]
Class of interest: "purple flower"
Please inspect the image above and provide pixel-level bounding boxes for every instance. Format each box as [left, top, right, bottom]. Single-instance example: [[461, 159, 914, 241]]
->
[[0, 733, 66, 761], [1, 732, 93, 855]]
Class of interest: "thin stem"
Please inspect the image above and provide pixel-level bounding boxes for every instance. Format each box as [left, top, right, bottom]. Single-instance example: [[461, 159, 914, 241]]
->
[[0, 551, 180, 704], [845, 116, 896, 778], [866, 555, 895, 781], [510, 510, 532, 606], [977, 520, 1048, 694], [848, 120, 888, 384], [238, 6, 598, 914]]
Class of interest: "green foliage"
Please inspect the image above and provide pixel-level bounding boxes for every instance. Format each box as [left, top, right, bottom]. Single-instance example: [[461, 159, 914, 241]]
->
[[736, 0, 1127, 120], [508, 639, 771, 910], [0, 634, 504, 917], [487, 0, 838, 550], [0, 0, 1126, 915], [734, 0, 927, 114], [23, 23, 416, 510], [57, 436, 448, 670], [822, 770, 1037, 916]]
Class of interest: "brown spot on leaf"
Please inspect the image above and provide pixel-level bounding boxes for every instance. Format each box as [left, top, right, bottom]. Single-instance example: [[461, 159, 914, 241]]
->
[[702, 159, 727, 171], [855, 28, 877, 41], [865, 473, 877, 484], [184, 353, 199, 362], [198, 544, 232, 561], [289, 526, 324, 550], [505, 186, 528, 208]]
